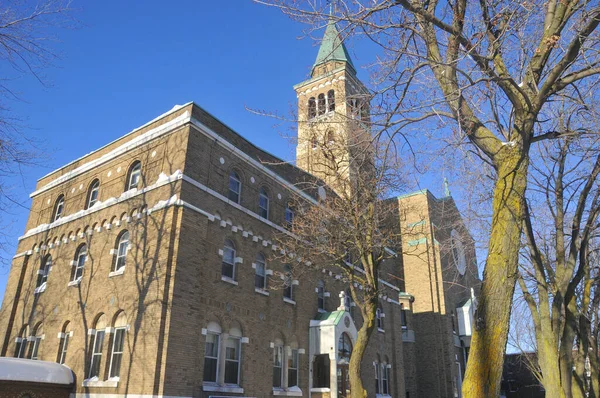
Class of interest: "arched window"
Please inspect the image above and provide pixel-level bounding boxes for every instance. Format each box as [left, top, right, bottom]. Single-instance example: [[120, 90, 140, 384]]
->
[[222, 239, 236, 280], [30, 323, 43, 360], [113, 231, 130, 273], [36, 255, 52, 291], [255, 253, 267, 290], [86, 179, 100, 209], [308, 97, 317, 119], [228, 171, 241, 204], [259, 187, 270, 219], [317, 280, 325, 311], [126, 161, 142, 191], [52, 195, 65, 222], [317, 93, 326, 115], [58, 321, 71, 365], [375, 355, 381, 394], [109, 312, 127, 378], [338, 333, 352, 362], [14, 325, 29, 358], [327, 89, 335, 112], [71, 244, 87, 282], [88, 315, 107, 379], [203, 322, 222, 383]]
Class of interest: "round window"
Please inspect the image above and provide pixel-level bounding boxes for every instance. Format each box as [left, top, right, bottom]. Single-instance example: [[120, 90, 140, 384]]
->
[[450, 229, 467, 275]]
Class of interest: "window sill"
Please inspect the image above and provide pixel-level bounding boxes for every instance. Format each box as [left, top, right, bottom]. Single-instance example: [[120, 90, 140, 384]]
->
[[68, 278, 82, 287], [317, 308, 327, 313], [221, 276, 238, 286], [34, 284, 47, 294], [378, 328, 385, 333], [255, 288, 270, 296], [82, 377, 119, 388], [283, 297, 296, 305], [109, 268, 126, 278], [376, 395, 392, 398], [202, 384, 244, 394], [273, 387, 303, 396], [310, 388, 331, 393]]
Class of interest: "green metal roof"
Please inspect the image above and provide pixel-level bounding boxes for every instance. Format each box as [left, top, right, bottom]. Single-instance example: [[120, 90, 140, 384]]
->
[[314, 310, 346, 325], [312, 19, 356, 74]]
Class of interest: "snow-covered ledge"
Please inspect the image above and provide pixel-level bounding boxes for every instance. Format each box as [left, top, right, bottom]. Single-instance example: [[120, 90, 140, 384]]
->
[[273, 386, 303, 396], [82, 376, 119, 388], [202, 384, 244, 394]]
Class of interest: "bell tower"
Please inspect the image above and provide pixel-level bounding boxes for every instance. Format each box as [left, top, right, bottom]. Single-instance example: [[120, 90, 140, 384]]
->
[[294, 19, 371, 197]]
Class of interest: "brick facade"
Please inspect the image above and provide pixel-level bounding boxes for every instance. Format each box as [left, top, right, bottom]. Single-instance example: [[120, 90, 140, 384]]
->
[[0, 22, 480, 398]]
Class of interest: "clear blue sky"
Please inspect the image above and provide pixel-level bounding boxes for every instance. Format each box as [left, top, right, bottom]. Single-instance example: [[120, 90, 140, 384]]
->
[[0, 1, 447, 303]]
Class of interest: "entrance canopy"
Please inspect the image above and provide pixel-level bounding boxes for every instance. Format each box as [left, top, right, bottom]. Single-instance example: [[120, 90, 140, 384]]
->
[[0, 357, 74, 385]]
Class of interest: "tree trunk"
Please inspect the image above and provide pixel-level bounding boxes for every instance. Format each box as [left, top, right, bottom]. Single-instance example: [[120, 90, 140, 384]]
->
[[349, 298, 377, 398], [537, 337, 567, 398], [462, 150, 529, 397]]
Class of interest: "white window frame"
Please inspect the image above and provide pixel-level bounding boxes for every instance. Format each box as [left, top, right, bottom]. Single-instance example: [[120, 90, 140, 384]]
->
[[53, 196, 65, 222], [222, 240, 236, 280], [273, 345, 284, 389], [113, 232, 130, 272], [87, 180, 100, 209], [259, 188, 270, 219], [59, 332, 70, 364], [72, 246, 87, 282], [30, 336, 42, 360], [375, 362, 381, 395], [203, 332, 220, 383], [37, 255, 52, 289], [15, 337, 28, 358], [288, 348, 299, 388], [228, 172, 241, 204], [127, 163, 142, 191], [224, 336, 241, 386], [108, 327, 126, 379], [377, 308, 385, 331], [255, 255, 267, 290], [88, 330, 105, 379], [381, 363, 389, 395]]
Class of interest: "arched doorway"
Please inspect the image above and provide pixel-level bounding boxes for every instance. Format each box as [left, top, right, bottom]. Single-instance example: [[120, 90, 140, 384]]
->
[[337, 333, 352, 398]]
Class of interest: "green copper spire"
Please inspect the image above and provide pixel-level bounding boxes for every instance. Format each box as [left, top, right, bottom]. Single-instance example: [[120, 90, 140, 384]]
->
[[312, 19, 356, 75]]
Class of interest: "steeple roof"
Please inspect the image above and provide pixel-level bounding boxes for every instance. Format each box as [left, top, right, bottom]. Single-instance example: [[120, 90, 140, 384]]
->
[[312, 19, 356, 75]]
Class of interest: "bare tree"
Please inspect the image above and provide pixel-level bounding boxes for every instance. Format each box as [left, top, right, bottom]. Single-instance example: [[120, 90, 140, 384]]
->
[[254, 1, 600, 395], [517, 111, 600, 398], [0, 0, 74, 261], [274, 122, 405, 398]]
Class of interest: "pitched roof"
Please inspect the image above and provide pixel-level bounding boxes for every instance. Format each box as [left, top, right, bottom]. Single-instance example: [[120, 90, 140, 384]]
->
[[312, 19, 356, 74]]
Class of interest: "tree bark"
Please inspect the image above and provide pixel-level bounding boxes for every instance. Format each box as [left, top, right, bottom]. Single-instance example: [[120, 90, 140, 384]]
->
[[462, 149, 529, 397], [349, 298, 377, 398]]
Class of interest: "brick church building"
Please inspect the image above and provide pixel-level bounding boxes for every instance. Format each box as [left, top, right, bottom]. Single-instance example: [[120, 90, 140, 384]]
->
[[0, 19, 480, 398]]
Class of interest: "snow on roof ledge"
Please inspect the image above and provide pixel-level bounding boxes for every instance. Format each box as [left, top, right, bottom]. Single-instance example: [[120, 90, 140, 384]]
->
[[0, 358, 74, 385]]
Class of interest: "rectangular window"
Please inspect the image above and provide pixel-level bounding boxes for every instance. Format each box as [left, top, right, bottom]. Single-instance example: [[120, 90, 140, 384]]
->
[[115, 238, 129, 272], [285, 207, 294, 228], [259, 194, 269, 219], [222, 245, 235, 279], [88, 330, 105, 379], [203, 333, 219, 383], [224, 337, 241, 385], [382, 365, 389, 395], [228, 176, 241, 203], [31, 337, 42, 360], [313, 354, 330, 388], [255, 263, 266, 290], [375, 363, 381, 394], [109, 328, 126, 378], [59, 334, 70, 364], [401, 309, 408, 329], [288, 349, 299, 388], [273, 346, 283, 388], [15, 339, 28, 358]]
